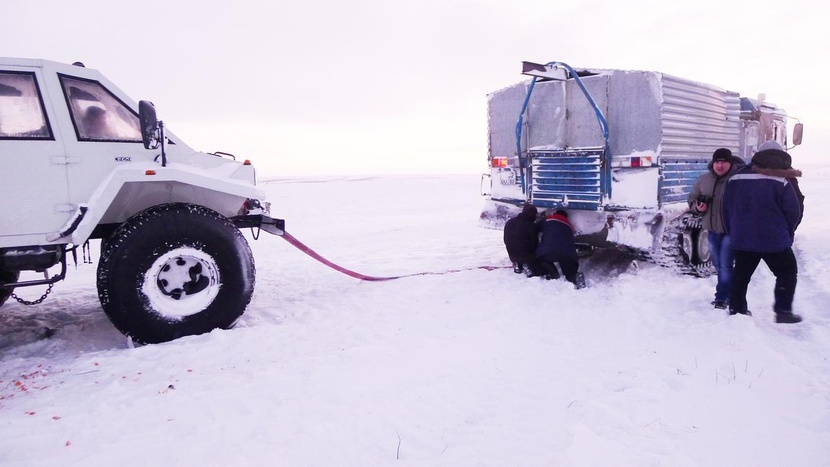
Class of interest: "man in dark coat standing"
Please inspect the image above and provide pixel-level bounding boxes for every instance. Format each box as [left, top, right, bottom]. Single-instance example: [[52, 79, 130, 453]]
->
[[535, 210, 585, 289], [722, 141, 803, 323], [503, 203, 543, 276]]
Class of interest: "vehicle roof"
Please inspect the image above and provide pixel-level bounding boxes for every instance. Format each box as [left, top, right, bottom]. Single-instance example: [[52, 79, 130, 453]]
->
[[0, 57, 100, 75]]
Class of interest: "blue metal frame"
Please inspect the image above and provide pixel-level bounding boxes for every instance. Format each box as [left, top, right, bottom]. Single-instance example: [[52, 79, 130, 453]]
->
[[658, 158, 709, 205], [529, 148, 604, 210], [514, 61, 611, 203]]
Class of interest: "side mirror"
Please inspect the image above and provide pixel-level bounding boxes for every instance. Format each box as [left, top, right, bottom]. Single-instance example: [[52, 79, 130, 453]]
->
[[791, 122, 803, 147], [138, 100, 159, 150]]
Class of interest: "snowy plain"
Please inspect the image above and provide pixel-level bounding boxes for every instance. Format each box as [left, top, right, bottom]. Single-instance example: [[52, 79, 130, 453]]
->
[[1, 166, 829, 467]]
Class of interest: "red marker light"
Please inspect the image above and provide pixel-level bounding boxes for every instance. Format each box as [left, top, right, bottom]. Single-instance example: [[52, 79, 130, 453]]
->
[[492, 157, 508, 168], [145, 170, 156, 175], [243, 160, 251, 165]]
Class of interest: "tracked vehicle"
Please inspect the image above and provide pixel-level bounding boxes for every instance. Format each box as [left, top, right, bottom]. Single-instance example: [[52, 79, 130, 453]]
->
[[480, 60, 803, 275]]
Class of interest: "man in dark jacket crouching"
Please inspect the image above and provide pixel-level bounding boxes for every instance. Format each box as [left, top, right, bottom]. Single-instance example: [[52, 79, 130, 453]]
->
[[535, 210, 586, 289], [503, 204, 544, 276], [722, 141, 803, 323]]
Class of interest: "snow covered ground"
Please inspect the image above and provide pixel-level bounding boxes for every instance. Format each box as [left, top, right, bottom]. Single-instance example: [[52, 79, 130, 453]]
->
[[1, 167, 829, 466]]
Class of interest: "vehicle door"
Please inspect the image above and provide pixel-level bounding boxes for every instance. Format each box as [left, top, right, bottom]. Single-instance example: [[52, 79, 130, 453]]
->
[[0, 67, 70, 245], [54, 74, 149, 213]]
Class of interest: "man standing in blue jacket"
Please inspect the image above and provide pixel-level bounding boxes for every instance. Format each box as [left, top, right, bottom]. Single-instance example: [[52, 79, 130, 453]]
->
[[722, 141, 803, 323]]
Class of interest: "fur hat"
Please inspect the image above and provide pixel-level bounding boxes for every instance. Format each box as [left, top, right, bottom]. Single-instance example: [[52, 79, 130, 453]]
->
[[712, 148, 732, 162], [757, 140, 784, 152], [752, 142, 792, 170]]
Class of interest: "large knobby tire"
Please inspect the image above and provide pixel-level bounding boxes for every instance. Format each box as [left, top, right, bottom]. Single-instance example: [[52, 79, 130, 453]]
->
[[679, 230, 694, 265], [0, 269, 20, 307], [694, 228, 711, 264], [678, 226, 712, 277], [97, 203, 255, 344]]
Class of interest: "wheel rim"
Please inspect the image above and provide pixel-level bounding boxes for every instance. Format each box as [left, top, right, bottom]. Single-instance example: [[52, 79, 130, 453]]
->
[[141, 247, 221, 320]]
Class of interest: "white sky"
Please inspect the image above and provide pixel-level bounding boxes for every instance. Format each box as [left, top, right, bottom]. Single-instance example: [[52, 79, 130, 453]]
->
[[4, 0, 829, 175]]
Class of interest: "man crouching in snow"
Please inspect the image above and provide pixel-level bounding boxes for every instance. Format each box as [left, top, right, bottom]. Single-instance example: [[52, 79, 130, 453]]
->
[[503, 203, 545, 277], [535, 210, 586, 289]]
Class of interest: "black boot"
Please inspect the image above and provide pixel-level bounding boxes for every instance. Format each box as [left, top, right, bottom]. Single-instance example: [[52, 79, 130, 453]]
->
[[712, 300, 728, 310], [775, 311, 802, 324], [574, 272, 586, 290], [728, 307, 752, 316]]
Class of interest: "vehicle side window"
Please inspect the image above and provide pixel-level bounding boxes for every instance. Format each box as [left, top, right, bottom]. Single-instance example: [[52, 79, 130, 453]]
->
[[0, 71, 52, 140], [59, 75, 141, 142]]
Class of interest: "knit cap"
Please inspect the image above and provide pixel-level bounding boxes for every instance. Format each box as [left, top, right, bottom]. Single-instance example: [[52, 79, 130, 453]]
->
[[712, 148, 732, 162]]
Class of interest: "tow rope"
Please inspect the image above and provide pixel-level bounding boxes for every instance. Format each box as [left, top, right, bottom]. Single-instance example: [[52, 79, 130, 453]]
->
[[281, 231, 509, 281]]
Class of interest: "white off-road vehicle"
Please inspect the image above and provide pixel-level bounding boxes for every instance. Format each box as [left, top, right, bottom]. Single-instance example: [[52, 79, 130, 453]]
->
[[0, 58, 284, 344]]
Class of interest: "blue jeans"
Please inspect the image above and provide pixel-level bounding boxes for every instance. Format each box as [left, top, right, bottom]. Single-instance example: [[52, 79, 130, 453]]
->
[[708, 231, 734, 302]]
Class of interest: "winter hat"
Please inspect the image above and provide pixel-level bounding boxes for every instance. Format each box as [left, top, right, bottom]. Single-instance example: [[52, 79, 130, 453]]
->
[[757, 140, 784, 152], [521, 203, 537, 216], [84, 106, 106, 118], [711, 148, 732, 162], [752, 140, 791, 169]]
